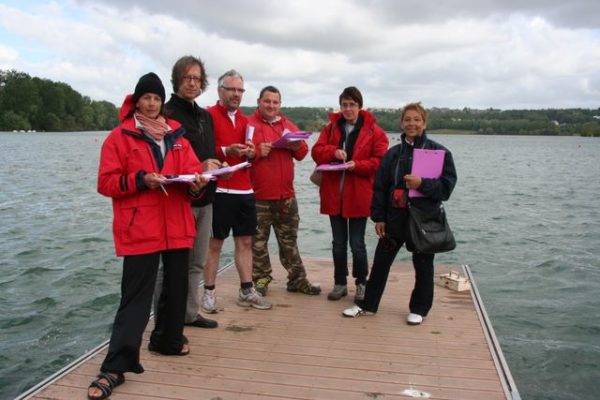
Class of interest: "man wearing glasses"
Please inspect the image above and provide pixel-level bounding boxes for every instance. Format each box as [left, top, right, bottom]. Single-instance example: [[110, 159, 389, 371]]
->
[[204, 70, 272, 312], [153, 55, 219, 329]]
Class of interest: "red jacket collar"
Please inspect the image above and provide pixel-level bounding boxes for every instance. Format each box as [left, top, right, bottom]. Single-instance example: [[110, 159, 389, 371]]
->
[[213, 101, 242, 118]]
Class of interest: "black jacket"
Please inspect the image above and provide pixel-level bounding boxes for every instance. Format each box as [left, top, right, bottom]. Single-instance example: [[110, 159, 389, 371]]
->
[[164, 94, 217, 206], [371, 132, 457, 238]]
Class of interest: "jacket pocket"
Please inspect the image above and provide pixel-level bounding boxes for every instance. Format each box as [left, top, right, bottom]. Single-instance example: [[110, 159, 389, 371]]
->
[[115, 195, 161, 245]]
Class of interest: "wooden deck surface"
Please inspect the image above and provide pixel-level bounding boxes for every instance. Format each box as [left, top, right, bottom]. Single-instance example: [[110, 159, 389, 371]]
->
[[29, 258, 510, 400]]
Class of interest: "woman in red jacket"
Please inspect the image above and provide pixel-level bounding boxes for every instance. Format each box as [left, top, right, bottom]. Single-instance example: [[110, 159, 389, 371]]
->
[[88, 73, 208, 400], [311, 87, 389, 303]]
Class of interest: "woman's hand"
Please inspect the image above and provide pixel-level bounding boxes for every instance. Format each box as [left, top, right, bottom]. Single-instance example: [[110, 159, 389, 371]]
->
[[334, 149, 347, 161], [375, 222, 386, 239], [346, 160, 356, 170], [404, 174, 422, 189], [143, 172, 166, 190]]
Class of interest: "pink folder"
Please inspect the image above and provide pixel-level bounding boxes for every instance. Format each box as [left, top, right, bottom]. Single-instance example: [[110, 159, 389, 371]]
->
[[409, 149, 445, 198], [316, 162, 352, 172]]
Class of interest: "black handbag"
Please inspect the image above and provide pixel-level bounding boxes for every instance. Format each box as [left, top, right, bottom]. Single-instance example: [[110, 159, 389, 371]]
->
[[407, 204, 456, 254]]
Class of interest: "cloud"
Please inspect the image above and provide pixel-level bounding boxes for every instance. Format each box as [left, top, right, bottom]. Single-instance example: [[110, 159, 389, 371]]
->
[[1, 0, 599, 109], [0, 44, 18, 65]]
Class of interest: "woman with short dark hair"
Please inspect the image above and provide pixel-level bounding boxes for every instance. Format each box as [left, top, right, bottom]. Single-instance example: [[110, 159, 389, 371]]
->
[[311, 86, 389, 303]]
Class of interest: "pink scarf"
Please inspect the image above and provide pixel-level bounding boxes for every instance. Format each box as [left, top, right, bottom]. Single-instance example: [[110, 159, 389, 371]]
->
[[135, 112, 170, 141]]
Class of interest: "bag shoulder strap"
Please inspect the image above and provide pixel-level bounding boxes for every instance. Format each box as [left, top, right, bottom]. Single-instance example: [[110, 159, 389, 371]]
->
[[393, 141, 403, 187]]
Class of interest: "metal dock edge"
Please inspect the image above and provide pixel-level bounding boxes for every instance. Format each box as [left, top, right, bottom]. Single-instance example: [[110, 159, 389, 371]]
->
[[464, 264, 521, 400], [14, 261, 237, 400]]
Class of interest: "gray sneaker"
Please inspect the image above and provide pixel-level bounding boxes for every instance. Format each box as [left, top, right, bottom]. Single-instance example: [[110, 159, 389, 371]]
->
[[327, 284, 348, 301], [201, 288, 217, 314], [354, 283, 366, 303], [237, 288, 272, 310]]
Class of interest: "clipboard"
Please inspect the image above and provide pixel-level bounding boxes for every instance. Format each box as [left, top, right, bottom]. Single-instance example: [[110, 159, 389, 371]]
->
[[164, 162, 251, 183], [409, 149, 445, 198]]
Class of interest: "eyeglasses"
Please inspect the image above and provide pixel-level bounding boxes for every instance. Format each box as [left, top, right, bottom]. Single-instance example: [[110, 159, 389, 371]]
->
[[220, 86, 246, 94], [341, 102, 359, 109], [182, 75, 202, 84]]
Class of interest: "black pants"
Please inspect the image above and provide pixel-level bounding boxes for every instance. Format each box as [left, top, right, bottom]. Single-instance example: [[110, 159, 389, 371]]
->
[[100, 249, 189, 374], [360, 238, 435, 316]]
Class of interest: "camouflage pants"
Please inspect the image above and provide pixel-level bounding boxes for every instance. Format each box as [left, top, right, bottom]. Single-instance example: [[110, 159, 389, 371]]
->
[[252, 197, 307, 288]]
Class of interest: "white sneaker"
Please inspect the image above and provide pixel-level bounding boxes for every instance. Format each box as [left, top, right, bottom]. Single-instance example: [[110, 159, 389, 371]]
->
[[201, 288, 217, 314], [342, 305, 373, 318], [237, 288, 272, 310], [406, 313, 423, 325]]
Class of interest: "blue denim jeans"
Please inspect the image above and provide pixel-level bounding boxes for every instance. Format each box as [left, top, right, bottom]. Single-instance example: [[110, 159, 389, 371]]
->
[[329, 215, 368, 285]]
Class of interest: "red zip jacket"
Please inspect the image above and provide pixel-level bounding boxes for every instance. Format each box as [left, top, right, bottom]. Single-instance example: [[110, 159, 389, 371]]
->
[[247, 111, 308, 200], [98, 94, 203, 256], [207, 101, 253, 192], [311, 110, 389, 218]]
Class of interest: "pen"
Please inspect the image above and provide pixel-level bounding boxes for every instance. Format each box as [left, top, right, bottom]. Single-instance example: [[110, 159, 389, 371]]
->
[[152, 173, 168, 196], [159, 183, 168, 197]]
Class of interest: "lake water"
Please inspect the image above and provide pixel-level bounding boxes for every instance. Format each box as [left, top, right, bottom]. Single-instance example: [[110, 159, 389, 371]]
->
[[0, 131, 599, 400]]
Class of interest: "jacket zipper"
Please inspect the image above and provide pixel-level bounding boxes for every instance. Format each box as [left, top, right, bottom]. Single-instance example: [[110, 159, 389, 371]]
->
[[129, 207, 138, 226]]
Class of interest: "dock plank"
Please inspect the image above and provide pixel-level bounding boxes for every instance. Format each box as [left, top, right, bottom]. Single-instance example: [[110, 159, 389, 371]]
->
[[29, 257, 508, 399]]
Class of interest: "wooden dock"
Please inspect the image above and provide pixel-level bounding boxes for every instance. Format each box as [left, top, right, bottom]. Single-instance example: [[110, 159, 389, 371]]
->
[[20, 258, 520, 399]]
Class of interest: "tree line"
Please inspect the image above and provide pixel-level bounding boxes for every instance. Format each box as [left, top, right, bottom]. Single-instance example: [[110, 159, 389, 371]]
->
[[0, 70, 118, 132], [2, 69, 598, 136], [241, 106, 600, 137]]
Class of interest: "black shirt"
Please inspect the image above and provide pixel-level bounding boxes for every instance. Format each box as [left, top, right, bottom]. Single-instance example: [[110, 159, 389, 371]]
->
[[164, 94, 217, 206]]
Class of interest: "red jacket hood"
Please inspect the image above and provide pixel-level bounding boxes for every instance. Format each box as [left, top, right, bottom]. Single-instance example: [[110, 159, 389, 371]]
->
[[118, 94, 136, 122]]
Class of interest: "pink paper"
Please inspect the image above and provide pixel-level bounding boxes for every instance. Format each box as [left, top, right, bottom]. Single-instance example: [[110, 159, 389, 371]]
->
[[271, 131, 312, 148], [316, 162, 351, 172], [409, 149, 445, 198]]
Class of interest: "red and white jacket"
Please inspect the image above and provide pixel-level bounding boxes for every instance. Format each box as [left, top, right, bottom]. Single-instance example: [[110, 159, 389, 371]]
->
[[311, 110, 389, 218], [98, 94, 203, 256], [207, 101, 253, 193], [247, 111, 308, 200]]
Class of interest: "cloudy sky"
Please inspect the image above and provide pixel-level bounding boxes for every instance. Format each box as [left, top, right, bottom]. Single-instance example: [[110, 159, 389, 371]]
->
[[1, 0, 599, 110]]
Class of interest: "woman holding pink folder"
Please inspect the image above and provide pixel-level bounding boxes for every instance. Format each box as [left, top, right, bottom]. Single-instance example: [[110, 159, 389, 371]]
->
[[342, 102, 457, 325]]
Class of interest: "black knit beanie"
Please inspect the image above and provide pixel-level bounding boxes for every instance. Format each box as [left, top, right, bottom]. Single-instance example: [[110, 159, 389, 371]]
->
[[133, 72, 166, 104]]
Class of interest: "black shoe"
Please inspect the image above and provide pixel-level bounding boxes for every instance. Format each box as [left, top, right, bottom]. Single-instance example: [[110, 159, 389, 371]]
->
[[185, 314, 218, 329]]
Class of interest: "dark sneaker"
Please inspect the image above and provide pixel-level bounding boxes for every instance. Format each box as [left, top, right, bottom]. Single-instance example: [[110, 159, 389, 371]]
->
[[185, 314, 218, 329], [254, 277, 272, 296], [354, 283, 366, 303], [287, 279, 321, 295], [327, 284, 348, 301]]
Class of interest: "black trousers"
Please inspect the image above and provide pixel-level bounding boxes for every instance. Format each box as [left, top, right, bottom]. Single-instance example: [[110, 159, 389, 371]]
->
[[100, 249, 189, 374], [360, 238, 435, 316]]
